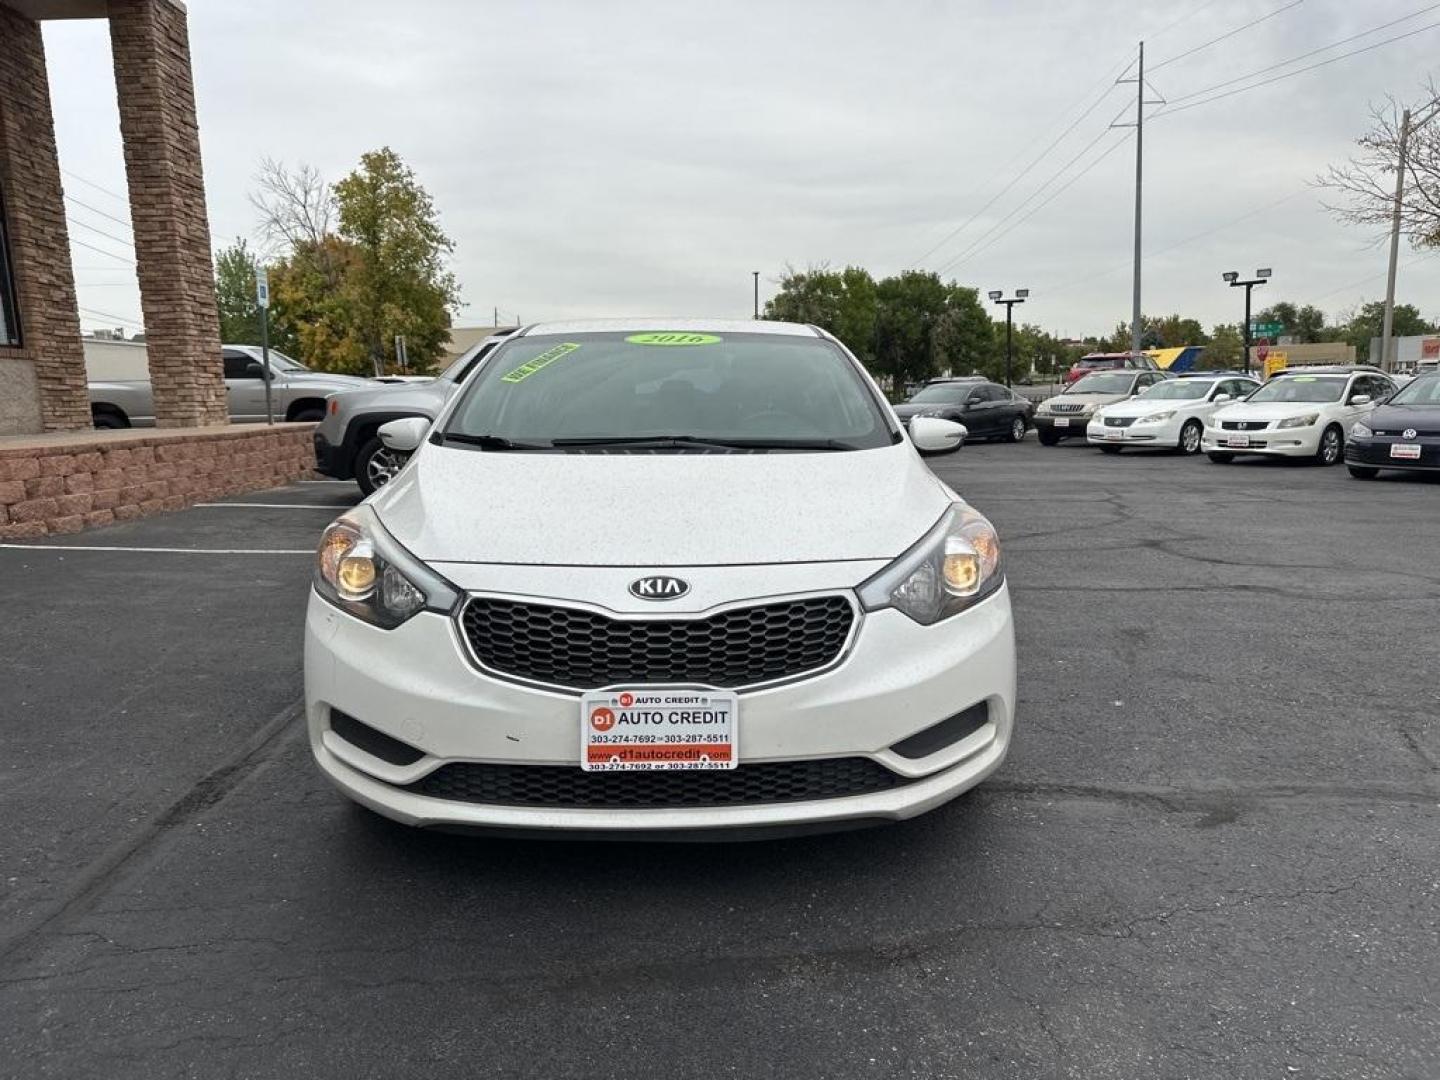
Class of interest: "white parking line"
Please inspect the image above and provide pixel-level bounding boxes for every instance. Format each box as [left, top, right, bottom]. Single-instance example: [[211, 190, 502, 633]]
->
[[196, 502, 340, 510], [0, 543, 311, 554], [297, 479, 351, 484]]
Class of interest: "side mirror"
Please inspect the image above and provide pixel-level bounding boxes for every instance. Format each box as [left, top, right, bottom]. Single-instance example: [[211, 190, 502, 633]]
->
[[965, 398, 983, 409], [1213, 394, 1231, 403], [910, 416, 966, 453], [1351, 395, 1373, 406], [244, 361, 273, 381], [378, 417, 429, 453]]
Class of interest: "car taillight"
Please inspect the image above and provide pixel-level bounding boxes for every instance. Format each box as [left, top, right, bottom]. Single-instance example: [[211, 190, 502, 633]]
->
[[329, 400, 338, 414]]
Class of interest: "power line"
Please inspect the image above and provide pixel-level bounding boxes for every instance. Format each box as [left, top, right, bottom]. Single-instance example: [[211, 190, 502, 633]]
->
[[1311, 252, 1437, 303], [64, 193, 132, 231], [944, 130, 1136, 273], [1148, 0, 1226, 41], [70, 236, 135, 265], [60, 168, 130, 206], [910, 50, 1133, 267], [934, 106, 1131, 276], [1160, 3, 1440, 107], [78, 305, 144, 328], [1155, 16, 1440, 119], [67, 216, 134, 251], [1150, 0, 1305, 71]]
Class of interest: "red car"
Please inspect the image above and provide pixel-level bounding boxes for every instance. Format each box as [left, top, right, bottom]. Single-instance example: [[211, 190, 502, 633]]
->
[[1064, 352, 1160, 385]]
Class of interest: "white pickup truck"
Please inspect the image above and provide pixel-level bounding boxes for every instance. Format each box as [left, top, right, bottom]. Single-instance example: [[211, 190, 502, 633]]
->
[[86, 339, 371, 428]]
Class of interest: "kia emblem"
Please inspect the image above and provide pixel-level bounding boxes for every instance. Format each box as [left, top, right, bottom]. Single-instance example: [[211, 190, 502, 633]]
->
[[629, 575, 690, 600], [1403, 428, 1417, 439]]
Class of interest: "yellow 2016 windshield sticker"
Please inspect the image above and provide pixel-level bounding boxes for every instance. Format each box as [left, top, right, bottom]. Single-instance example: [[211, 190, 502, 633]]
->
[[625, 332, 722, 346], [500, 342, 582, 384]]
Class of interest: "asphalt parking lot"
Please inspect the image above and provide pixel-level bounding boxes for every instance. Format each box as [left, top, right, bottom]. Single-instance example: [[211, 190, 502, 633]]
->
[[2, 442, 1438, 1079]]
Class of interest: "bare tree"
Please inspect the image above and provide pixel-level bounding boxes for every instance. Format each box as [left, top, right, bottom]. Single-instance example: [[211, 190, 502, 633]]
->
[[248, 157, 333, 256], [1317, 83, 1440, 249]]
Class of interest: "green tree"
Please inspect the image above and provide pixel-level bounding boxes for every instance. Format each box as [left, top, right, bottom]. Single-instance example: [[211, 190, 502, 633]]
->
[[1201, 324, 1244, 369], [1255, 301, 1327, 343], [214, 238, 263, 345], [1331, 301, 1434, 360], [763, 264, 878, 364], [333, 147, 461, 375], [1103, 314, 1207, 351]]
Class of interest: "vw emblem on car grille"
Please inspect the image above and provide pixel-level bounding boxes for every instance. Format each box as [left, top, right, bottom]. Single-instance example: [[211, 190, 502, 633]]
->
[[629, 575, 690, 600], [1403, 428, 1418, 439]]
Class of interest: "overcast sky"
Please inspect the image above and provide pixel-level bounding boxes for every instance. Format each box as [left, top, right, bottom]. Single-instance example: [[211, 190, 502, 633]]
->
[[40, 0, 1440, 342]]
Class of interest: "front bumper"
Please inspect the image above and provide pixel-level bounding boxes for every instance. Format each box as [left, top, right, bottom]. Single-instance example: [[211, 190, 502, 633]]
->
[[304, 582, 1017, 835], [313, 431, 348, 479], [1202, 425, 1322, 457], [1085, 419, 1179, 446], [1346, 436, 1440, 470], [1034, 414, 1092, 436]]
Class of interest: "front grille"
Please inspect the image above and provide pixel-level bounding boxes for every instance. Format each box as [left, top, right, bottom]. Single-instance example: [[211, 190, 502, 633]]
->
[[1105, 416, 1137, 428], [1050, 402, 1086, 414], [1222, 420, 1269, 431], [403, 758, 910, 808], [460, 595, 855, 690], [1375, 429, 1439, 438]]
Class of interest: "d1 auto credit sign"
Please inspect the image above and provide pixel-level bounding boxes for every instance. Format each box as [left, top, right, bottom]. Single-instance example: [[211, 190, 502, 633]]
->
[[581, 689, 737, 771]]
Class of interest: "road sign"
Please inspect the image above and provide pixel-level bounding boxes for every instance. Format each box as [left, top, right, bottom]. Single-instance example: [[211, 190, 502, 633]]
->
[[255, 266, 270, 309], [1249, 321, 1282, 336], [1257, 345, 1269, 362]]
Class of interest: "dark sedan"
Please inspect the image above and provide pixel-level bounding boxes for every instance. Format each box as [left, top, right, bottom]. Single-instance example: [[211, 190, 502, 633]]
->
[[1345, 373, 1440, 478], [893, 379, 1034, 443]]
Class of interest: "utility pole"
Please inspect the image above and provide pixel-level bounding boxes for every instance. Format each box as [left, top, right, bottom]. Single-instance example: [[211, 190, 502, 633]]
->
[[1379, 98, 1440, 372], [752, 271, 760, 319], [1115, 43, 1164, 356], [255, 264, 274, 425], [493, 305, 499, 328], [988, 290, 1029, 387]]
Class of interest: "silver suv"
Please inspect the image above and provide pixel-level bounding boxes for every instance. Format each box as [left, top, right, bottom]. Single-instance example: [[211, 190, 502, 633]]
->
[[88, 344, 371, 427], [314, 332, 513, 494]]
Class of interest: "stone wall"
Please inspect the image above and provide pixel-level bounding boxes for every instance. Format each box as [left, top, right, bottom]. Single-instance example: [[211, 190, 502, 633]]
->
[[110, 0, 227, 428], [0, 424, 316, 539], [0, 3, 90, 434]]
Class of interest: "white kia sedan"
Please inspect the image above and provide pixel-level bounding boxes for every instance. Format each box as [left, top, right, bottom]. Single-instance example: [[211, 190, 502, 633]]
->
[[1087, 373, 1260, 454], [1203, 367, 1396, 466], [305, 320, 1016, 837]]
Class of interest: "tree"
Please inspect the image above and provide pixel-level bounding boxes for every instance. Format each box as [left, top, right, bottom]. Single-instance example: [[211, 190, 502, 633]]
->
[[250, 157, 333, 256], [1201, 324, 1243, 369], [214, 238, 262, 345], [1331, 301, 1434, 360], [1318, 85, 1440, 248], [1102, 314, 1207, 351], [333, 147, 461, 375], [1255, 302, 1327, 343]]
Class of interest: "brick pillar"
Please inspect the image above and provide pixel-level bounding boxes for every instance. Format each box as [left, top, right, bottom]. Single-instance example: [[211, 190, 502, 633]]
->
[[109, 0, 227, 427], [0, 3, 91, 433]]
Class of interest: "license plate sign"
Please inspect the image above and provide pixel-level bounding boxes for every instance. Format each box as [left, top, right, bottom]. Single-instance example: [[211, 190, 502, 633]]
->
[[1104, 428, 1124, 441], [1226, 434, 1250, 448], [1054, 417, 1070, 428], [582, 690, 737, 771], [1391, 443, 1422, 460]]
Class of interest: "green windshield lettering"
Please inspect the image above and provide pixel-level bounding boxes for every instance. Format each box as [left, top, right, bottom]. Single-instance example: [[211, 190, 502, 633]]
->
[[500, 342, 582, 384], [625, 333, 722, 346]]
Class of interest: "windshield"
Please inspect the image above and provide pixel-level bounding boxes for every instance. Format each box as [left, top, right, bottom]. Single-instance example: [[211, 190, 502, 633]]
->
[[909, 384, 971, 404], [444, 331, 895, 450], [265, 350, 307, 372], [1139, 380, 1209, 401], [1076, 358, 1115, 369], [1248, 376, 1346, 404], [1068, 372, 1135, 394], [1389, 374, 1440, 405]]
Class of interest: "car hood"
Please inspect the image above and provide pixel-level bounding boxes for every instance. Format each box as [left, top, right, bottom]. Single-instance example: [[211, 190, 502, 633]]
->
[[327, 380, 454, 412], [1368, 403, 1440, 432], [1212, 402, 1339, 423], [284, 371, 373, 390], [1097, 398, 1192, 418], [892, 403, 951, 419], [371, 442, 955, 566], [1044, 392, 1130, 407]]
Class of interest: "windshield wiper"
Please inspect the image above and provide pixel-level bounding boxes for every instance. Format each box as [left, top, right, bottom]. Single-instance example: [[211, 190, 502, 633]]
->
[[438, 432, 550, 451], [550, 435, 859, 451]]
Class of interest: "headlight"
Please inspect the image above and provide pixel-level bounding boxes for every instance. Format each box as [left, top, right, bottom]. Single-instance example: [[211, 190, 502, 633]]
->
[[1135, 410, 1175, 424], [314, 504, 460, 629], [1037, 402, 1054, 415], [1351, 421, 1374, 438], [1277, 414, 1318, 429], [857, 505, 1003, 625]]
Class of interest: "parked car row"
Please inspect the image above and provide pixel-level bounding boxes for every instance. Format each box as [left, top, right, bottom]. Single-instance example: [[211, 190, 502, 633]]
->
[[891, 378, 1034, 445], [1032, 363, 1438, 481]]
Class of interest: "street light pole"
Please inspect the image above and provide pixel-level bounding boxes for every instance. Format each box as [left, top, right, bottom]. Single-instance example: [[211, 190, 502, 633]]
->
[[988, 289, 1029, 387], [1223, 269, 1271, 376], [752, 271, 760, 320]]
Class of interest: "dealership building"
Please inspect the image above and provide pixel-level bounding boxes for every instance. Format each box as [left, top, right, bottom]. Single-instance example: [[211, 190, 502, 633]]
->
[[0, 0, 226, 436]]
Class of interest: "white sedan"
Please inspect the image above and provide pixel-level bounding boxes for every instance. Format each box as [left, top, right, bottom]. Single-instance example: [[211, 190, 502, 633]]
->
[[304, 319, 1016, 837], [1087, 373, 1259, 454], [1203, 367, 1396, 466]]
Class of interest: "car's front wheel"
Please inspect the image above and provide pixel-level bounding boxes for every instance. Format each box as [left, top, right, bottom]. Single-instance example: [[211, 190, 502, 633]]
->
[[1207, 451, 1235, 464], [1347, 465, 1379, 480], [355, 436, 411, 496], [1007, 417, 1027, 442], [1314, 425, 1344, 466], [1100, 445, 1122, 455], [1178, 419, 1203, 455], [1037, 429, 1060, 446]]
